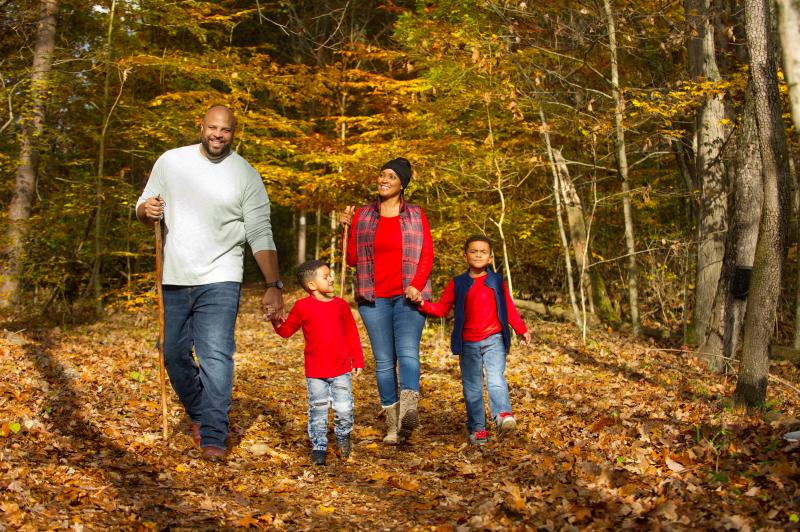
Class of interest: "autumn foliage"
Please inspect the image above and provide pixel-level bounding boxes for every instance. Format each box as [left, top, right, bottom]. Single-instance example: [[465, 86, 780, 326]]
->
[[1, 288, 800, 528]]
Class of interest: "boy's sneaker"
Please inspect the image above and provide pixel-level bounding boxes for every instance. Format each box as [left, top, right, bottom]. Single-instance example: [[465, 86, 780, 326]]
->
[[468, 430, 489, 446], [310, 449, 327, 466], [497, 412, 517, 435], [337, 436, 351, 459]]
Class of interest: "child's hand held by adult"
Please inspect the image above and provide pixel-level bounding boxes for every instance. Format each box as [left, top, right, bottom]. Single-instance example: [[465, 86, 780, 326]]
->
[[403, 285, 422, 303]]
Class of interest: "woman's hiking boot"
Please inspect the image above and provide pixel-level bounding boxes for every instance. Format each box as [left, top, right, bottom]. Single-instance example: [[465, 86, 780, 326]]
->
[[398, 389, 420, 438], [383, 402, 400, 445]]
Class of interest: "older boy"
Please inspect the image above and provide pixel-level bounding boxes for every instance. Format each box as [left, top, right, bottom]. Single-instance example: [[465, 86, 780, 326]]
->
[[272, 260, 364, 465], [415, 235, 530, 445]]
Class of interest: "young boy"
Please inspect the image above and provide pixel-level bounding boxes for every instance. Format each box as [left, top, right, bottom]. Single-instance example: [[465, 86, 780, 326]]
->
[[416, 235, 531, 445], [272, 260, 364, 465]]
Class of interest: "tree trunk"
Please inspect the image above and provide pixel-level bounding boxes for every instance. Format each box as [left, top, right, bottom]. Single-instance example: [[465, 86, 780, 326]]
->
[[604, 0, 640, 335], [88, 0, 118, 316], [698, 89, 762, 373], [330, 210, 338, 271], [553, 149, 594, 313], [735, 0, 791, 408], [297, 209, 307, 265], [314, 207, 321, 260], [0, 0, 58, 311], [774, 0, 800, 350], [539, 109, 581, 327], [686, 0, 729, 345]]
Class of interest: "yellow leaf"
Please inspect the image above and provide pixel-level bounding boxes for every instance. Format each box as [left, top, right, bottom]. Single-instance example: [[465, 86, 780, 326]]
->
[[175, 464, 187, 473], [318, 504, 335, 514]]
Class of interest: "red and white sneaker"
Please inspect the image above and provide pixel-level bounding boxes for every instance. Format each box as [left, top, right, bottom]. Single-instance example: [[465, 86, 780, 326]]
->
[[469, 430, 489, 446], [497, 412, 517, 435]]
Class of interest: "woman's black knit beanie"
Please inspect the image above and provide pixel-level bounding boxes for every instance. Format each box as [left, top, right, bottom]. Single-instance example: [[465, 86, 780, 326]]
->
[[381, 157, 413, 189]]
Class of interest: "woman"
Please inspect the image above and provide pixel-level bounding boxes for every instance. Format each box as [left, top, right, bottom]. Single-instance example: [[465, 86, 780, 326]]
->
[[341, 157, 433, 444]]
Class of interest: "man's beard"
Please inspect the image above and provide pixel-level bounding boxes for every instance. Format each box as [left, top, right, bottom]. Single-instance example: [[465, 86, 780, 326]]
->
[[200, 136, 231, 162]]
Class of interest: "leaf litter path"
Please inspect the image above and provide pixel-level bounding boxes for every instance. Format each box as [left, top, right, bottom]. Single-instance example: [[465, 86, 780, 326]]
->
[[2, 287, 800, 530]]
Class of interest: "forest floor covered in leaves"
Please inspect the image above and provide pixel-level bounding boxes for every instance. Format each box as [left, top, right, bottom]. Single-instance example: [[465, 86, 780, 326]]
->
[[2, 286, 800, 530]]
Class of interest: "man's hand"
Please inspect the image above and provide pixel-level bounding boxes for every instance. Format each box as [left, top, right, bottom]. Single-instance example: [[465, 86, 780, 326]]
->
[[262, 287, 285, 321], [404, 286, 422, 304], [351, 367, 363, 378], [136, 196, 164, 225]]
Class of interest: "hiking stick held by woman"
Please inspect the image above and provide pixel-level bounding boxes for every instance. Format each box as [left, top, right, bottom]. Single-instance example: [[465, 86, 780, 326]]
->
[[340, 217, 350, 299]]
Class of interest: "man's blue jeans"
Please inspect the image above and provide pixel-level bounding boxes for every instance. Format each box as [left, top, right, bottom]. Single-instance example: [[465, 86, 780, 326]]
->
[[162, 282, 240, 449], [306, 373, 354, 451], [460, 332, 512, 433], [358, 296, 426, 406]]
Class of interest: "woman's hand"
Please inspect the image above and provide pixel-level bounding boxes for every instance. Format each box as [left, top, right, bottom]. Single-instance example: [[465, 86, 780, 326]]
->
[[340, 205, 355, 226], [404, 286, 422, 304]]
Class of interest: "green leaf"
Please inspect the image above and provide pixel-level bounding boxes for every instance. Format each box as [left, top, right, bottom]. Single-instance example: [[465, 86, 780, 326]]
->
[[129, 371, 145, 383], [9, 422, 21, 433], [790, 514, 799, 523]]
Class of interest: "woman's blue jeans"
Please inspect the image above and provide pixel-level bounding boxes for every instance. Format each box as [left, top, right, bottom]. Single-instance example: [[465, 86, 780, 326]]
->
[[460, 332, 512, 433], [358, 296, 426, 406], [162, 282, 240, 449], [306, 373, 354, 451]]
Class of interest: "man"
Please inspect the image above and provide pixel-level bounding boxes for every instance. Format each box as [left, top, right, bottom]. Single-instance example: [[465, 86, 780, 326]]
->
[[136, 105, 284, 462]]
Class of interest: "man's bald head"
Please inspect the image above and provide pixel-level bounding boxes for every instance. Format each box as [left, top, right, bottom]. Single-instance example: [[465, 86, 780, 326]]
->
[[199, 105, 236, 161], [204, 105, 237, 128]]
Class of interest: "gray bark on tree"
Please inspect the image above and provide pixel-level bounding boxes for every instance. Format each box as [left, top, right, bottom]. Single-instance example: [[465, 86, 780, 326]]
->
[[297, 209, 307, 265], [686, 0, 729, 345], [774, 0, 800, 350], [0, 0, 58, 311], [604, 0, 640, 335], [698, 89, 762, 373], [735, 0, 791, 408]]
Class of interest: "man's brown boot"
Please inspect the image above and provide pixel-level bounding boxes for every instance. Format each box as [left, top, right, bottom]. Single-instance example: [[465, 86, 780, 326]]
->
[[201, 445, 226, 463]]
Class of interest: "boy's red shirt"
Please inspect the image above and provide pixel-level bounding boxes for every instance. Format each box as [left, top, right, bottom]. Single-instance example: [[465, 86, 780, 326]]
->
[[420, 275, 527, 342], [346, 208, 434, 297], [273, 295, 365, 378]]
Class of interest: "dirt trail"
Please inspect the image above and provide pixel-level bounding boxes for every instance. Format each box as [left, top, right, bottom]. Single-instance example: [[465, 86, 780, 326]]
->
[[1, 287, 799, 530]]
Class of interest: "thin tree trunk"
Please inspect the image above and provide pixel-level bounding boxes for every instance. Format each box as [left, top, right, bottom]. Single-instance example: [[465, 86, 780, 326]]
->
[[88, 0, 118, 315], [486, 101, 514, 295], [330, 210, 338, 269], [735, 0, 791, 408], [774, 0, 800, 350], [539, 108, 581, 327], [297, 209, 307, 265], [698, 89, 762, 373], [554, 149, 594, 314], [686, 0, 729, 345], [314, 207, 321, 260], [604, 0, 640, 335], [0, 0, 58, 310]]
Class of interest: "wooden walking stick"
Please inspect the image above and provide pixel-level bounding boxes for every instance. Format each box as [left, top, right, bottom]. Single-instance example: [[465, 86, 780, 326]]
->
[[154, 214, 169, 439], [340, 218, 350, 298]]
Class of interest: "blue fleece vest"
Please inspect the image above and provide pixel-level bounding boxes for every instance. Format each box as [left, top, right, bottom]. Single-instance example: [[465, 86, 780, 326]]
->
[[451, 268, 511, 356]]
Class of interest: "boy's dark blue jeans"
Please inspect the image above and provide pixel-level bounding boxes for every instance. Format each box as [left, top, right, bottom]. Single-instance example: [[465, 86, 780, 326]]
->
[[162, 282, 240, 449]]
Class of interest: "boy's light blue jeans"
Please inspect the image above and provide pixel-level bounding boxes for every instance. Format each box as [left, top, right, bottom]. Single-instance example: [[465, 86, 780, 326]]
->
[[460, 332, 512, 433], [358, 296, 426, 407], [306, 373, 354, 451], [162, 282, 240, 450]]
